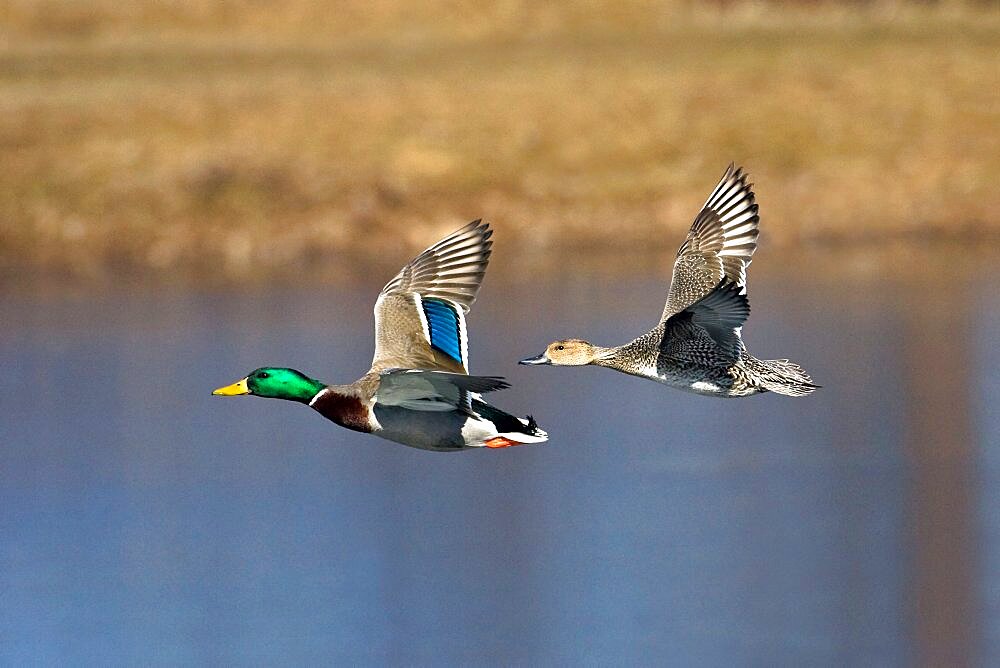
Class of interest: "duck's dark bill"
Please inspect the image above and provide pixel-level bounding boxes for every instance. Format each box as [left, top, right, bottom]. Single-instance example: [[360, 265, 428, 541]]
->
[[212, 378, 250, 395], [519, 353, 551, 365]]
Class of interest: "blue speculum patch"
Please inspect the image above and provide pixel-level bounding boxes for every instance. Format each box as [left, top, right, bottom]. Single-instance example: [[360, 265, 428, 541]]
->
[[422, 298, 463, 363]]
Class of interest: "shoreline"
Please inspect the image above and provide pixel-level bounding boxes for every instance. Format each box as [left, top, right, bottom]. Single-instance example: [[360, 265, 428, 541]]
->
[[3, 5, 997, 283], [3, 238, 997, 294]]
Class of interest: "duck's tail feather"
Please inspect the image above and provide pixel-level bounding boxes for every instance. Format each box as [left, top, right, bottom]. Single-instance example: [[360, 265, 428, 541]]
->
[[473, 401, 548, 445], [753, 358, 820, 397], [507, 415, 548, 443]]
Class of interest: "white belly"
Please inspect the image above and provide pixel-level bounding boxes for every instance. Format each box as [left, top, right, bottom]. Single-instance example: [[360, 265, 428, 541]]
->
[[638, 369, 732, 397]]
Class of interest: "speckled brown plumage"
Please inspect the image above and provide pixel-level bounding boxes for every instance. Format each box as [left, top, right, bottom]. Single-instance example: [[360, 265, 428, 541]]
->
[[522, 164, 817, 398], [661, 163, 760, 321]]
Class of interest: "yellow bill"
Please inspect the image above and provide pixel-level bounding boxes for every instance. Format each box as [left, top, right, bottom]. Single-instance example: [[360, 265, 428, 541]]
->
[[212, 377, 250, 396]]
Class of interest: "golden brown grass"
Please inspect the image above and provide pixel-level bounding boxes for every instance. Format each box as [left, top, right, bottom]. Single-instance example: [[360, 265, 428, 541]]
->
[[1, 2, 997, 282]]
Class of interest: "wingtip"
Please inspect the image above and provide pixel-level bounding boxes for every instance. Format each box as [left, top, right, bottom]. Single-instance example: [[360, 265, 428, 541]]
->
[[460, 218, 493, 246], [727, 162, 753, 183], [469, 218, 491, 234]]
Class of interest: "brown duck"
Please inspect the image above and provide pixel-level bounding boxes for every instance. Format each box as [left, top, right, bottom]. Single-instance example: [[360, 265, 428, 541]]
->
[[520, 164, 818, 398]]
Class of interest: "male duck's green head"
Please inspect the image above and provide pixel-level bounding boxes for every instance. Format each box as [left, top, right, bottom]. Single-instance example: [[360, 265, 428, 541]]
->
[[213, 367, 324, 403]]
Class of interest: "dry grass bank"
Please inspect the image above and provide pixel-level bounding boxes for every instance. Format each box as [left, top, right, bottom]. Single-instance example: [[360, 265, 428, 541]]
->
[[0, 2, 997, 282]]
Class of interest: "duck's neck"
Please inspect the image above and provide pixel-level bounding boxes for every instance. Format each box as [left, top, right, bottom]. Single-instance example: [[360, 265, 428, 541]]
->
[[590, 345, 624, 369], [266, 374, 327, 403], [308, 384, 374, 434]]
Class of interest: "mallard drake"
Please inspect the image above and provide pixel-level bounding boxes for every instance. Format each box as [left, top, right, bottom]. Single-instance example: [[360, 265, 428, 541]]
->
[[520, 164, 818, 398], [214, 221, 547, 451]]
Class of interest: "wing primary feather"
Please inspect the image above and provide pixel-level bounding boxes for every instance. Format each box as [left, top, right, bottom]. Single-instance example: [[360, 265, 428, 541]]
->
[[660, 164, 761, 322], [701, 163, 736, 207], [372, 221, 492, 372]]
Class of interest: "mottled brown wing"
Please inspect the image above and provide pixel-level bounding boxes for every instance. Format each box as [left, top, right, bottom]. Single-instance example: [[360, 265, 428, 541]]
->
[[660, 164, 759, 322], [371, 220, 492, 374]]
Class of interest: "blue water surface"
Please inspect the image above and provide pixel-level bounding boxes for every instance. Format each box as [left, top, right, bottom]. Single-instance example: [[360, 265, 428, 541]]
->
[[1, 267, 996, 665]]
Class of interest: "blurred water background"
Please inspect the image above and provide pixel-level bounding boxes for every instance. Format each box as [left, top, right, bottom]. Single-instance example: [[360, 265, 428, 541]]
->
[[3, 249, 1000, 664]]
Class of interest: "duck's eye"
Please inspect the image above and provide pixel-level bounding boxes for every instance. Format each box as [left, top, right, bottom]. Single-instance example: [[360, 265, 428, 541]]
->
[[258, 371, 270, 379], [556, 345, 565, 351]]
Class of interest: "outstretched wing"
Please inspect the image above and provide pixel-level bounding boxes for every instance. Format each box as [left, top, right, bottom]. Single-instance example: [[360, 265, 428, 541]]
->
[[371, 220, 492, 374], [661, 280, 750, 366], [375, 368, 509, 413], [660, 164, 759, 322]]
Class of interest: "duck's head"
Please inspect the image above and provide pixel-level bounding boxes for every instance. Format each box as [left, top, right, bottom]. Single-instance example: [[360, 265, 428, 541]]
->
[[212, 367, 324, 403], [519, 339, 603, 366]]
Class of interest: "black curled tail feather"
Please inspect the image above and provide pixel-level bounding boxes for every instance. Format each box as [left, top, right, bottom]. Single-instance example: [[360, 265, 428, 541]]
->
[[524, 415, 546, 437], [473, 401, 545, 437]]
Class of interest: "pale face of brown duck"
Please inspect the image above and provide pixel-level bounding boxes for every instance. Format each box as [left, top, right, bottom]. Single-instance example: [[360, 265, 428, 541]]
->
[[519, 338, 604, 366]]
